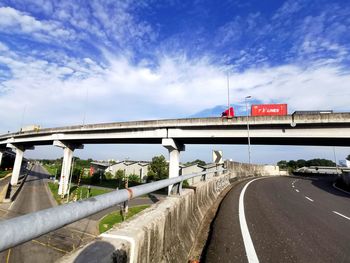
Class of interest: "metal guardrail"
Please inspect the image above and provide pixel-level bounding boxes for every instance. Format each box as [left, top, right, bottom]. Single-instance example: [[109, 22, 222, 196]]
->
[[0, 168, 226, 251]]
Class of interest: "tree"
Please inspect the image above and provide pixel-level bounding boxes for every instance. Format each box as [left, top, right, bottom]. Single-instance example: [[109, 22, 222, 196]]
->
[[185, 159, 206, 167], [296, 159, 307, 168], [277, 158, 336, 172], [147, 155, 168, 181], [105, 172, 113, 180], [115, 169, 125, 188], [287, 160, 297, 169], [277, 160, 288, 169], [128, 174, 141, 183]]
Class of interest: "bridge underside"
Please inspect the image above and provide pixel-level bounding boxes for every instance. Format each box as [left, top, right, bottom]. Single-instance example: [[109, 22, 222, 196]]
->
[[11, 137, 350, 147]]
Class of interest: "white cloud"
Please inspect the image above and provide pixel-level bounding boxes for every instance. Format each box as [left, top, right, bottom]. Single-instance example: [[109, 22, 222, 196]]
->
[[0, 46, 349, 135], [0, 6, 75, 41], [0, 42, 8, 51]]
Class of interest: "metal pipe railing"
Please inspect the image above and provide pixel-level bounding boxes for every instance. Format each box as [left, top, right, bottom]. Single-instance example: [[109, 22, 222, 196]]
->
[[0, 168, 226, 251]]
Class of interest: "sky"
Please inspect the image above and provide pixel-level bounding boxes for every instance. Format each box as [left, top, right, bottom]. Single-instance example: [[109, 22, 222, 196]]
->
[[0, 0, 349, 164]]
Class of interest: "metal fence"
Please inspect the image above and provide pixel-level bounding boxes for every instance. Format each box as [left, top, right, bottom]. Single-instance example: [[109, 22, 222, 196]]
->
[[0, 168, 226, 252]]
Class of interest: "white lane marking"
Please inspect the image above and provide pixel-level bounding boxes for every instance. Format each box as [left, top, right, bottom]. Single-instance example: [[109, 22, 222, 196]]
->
[[239, 178, 261, 263], [295, 189, 299, 193], [333, 211, 350, 221], [100, 233, 136, 263], [305, 196, 314, 202]]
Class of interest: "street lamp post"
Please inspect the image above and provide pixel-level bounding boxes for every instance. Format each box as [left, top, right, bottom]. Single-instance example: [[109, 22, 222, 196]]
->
[[245, 96, 252, 167]]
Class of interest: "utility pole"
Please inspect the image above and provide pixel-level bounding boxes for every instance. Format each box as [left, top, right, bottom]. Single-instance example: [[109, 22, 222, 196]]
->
[[245, 96, 252, 168]]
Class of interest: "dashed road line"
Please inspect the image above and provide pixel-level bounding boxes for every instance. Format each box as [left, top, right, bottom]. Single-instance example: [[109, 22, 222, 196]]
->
[[333, 211, 350, 221], [305, 196, 314, 202], [31, 240, 69, 253], [239, 178, 261, 263], [69, 228, 97, 238]]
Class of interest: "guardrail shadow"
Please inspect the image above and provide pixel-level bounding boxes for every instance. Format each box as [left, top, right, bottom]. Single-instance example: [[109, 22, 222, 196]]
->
[[73, 241, 126, 263], [293, 174, 349, 198]]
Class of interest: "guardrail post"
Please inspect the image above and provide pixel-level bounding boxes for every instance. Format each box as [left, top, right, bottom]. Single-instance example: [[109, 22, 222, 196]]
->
[[53, 141, 84, 196], [162, 138, 185, 195], [6, 144, 34, 186]]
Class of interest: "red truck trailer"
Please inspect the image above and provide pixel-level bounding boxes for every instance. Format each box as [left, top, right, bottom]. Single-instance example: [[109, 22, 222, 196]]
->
[[221, 107, 234, 118], [251, 104, 287, 116]]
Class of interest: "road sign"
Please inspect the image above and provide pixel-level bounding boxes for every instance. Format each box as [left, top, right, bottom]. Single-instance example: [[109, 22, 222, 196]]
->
[[213, 150, 223, 164]]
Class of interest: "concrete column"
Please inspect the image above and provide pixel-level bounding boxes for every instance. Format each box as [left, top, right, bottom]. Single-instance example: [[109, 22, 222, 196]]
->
[[6, 144, 34, 186], [162, 138, 185, 195], [11, 147, 24, 186], [0, 151, 3, 167], [54, 141, 83, 196], [59, 147, 73, 195]]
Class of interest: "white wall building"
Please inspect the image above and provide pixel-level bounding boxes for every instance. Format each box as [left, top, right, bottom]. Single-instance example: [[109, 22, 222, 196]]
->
[[106, 161, 150, 182]]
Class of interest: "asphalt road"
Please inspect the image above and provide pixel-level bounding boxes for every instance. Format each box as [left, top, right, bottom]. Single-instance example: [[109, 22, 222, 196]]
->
[[203, 175, 350, 263], [0, 164, 160, 263], [0, 164, 97, 263]]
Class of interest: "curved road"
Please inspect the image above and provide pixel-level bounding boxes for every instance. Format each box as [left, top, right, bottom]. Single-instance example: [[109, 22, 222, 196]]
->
[[203, 175, 350, 263]]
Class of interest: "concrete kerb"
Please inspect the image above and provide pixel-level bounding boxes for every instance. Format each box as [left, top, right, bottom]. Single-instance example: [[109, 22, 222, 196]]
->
[[59, 172, 233, 263]]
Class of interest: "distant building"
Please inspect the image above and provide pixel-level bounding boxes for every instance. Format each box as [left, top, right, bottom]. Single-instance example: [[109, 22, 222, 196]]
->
[[180, 163, 205, 185], [105, 161, 150, 182], [90, 162, 110, 176], [102, 160, 224, 185]]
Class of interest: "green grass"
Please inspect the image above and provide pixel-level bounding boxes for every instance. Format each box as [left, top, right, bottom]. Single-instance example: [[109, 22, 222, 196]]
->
[[47, 182, 111, 205], [81, 178, 119, 189], [99, 205, 150, 234], [0, 170, 11, 179], [43, 164, 59, 176]]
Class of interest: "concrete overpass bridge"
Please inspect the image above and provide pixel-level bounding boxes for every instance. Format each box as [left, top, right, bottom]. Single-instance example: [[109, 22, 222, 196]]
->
[[1, 113, 350, 262], [0, 113, 350, 195]]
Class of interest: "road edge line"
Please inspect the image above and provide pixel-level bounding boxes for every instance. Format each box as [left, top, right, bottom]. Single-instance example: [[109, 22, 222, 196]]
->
[[239, 178, 262, 263], [332, 183, 350, 195]]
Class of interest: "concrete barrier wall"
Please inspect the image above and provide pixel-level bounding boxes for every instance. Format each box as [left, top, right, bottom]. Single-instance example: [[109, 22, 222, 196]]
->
[[226, 161, 283, 177], [60, 172, 233, 263], [60, 162, 280, 263], [341, 173, 350, 187]]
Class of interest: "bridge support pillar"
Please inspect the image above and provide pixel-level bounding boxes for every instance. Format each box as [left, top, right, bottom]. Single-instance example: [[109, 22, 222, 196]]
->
[[0, 150, 3, 167], [7, 144, 34, 186], [54, 141, 83, 196], [162, 138, 185, 195]]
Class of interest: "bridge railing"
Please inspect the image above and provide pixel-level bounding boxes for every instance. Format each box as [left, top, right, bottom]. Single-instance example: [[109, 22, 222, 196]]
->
[[0, 168, 226, 252]]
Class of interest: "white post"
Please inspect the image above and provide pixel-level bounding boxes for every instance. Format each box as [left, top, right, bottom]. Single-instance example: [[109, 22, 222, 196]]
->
[[162, 138, 185, 195], [59, 147, 73, 196], [11, 147, 24, 186], [53, 141, 83, 196], [7, 144, 34, 186], [0, 151, 3, 167]]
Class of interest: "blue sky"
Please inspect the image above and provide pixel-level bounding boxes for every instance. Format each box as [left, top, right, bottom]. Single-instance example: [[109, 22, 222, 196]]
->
[[0, 0, 349, 164]]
